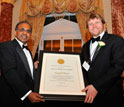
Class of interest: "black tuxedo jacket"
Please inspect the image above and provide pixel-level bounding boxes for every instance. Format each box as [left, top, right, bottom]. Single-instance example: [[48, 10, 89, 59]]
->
[[0, 39, 35, 106], [80, 32, 124, 106]]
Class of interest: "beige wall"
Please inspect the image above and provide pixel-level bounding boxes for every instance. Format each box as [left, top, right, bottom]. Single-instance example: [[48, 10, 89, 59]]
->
[[11, 0, 22, 40], [102, 0, 112, 33]]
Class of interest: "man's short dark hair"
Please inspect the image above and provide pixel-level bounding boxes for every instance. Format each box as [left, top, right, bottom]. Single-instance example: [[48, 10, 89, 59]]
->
[[86, 13, 105, 28], [15, 20, 32, 33]]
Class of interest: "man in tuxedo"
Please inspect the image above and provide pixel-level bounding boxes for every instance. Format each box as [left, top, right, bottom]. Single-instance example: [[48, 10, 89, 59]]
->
[[81, 13, 124, 107], [0, 21, 45, 106]]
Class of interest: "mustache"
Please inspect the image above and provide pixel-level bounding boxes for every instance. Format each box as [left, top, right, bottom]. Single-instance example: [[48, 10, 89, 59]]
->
[[21, 34, 27, 36], [21, 34, 27, 37]]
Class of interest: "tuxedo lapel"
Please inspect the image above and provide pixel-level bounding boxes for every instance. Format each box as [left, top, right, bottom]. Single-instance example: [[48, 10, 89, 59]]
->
[[85, 41, 91, 63], [12, 39, 32, 78]]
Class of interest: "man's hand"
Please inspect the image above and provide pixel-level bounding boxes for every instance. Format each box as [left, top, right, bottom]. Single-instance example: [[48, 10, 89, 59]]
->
[[34, 60, 39, 69], [28, 92, 45, 103], [121, 71, 124, 91], [82, 84, 98, 103]]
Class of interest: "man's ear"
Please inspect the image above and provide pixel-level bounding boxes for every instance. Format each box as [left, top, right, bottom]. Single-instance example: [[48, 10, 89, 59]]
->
[[14, 31, 17, 37]]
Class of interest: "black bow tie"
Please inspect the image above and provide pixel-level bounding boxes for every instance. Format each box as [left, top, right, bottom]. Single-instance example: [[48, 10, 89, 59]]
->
[[91, 36, 100, 43], [22, 45, 29, 50]]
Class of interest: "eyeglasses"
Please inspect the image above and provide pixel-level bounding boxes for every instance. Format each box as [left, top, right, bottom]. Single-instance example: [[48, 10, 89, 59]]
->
[[17, 28, 32, 34]]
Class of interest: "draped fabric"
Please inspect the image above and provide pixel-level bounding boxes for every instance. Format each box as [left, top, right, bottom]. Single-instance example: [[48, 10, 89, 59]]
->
[[0, 2, 14, 43], [25, 16, 45, 57], [78, 0, 95, 13], [20, 0, 45, 18], [76, 0, 104, 43], [76, 11, 92, 43], [111, 0, 124, 38], [76, 0, 95, 43], [66, 0, 79, 12], [19, 0, 104, 57], [19, 0, 45, 58], [41, 0, 53, 14]]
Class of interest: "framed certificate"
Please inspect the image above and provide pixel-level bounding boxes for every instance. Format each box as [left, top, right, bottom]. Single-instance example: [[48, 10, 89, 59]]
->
[[35, 51, 87, 101]]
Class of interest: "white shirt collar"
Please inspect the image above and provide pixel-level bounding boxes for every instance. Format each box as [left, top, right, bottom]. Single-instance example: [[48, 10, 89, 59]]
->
[[15, 37, 27, 48], [93, 31, 105, 40]]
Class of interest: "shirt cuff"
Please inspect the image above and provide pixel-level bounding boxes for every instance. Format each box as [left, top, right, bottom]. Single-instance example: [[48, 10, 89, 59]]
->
[[21, 90, 32, 101]]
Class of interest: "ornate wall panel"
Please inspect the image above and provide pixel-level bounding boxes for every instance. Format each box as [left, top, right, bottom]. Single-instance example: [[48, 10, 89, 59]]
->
[[111, 0, 124, 38], [0, 2, 13, 43]]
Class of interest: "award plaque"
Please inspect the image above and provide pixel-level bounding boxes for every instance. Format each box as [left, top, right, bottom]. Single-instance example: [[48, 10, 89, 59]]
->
[[35, 51, 87, 101]]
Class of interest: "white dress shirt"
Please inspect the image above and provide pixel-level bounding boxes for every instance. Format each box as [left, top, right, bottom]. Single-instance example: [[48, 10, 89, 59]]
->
[[90, 31, 105, 61]]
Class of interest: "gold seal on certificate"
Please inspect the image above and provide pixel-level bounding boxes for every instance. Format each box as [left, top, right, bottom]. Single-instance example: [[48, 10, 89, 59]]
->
[[57, 59, 64, 64]]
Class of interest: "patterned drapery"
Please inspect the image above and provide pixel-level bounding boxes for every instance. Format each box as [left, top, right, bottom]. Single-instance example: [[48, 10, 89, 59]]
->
[[0, 1, 14, 43], [66, 0, 79, 12], [19, 0, 104, 57], [41, 0, 53, 14], [111, 0, 124, 38], [23, 0, 96, 15], [19, 0, 45, 58], [111, 0, 124, 94], [77, 0, 104, 43]]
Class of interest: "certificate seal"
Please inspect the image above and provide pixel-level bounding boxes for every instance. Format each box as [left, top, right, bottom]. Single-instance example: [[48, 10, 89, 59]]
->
[[58, 59, 64, 64]]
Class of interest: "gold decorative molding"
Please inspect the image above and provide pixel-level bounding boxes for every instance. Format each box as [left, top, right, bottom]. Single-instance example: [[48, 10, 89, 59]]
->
[[2, 0, 15, 5]]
